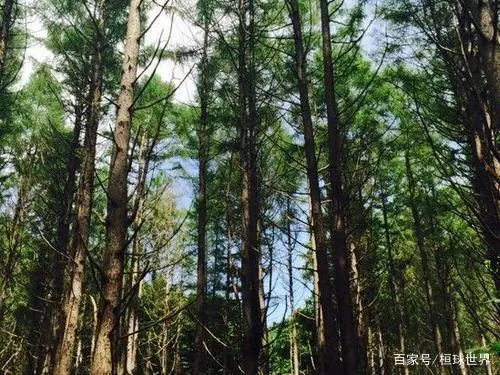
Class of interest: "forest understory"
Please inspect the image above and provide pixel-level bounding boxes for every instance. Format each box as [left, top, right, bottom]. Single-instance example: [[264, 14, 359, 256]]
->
[[0, 0, 498, 373]]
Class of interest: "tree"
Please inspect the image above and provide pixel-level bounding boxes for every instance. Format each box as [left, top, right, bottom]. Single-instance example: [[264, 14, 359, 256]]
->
[[91, 0, 142, 371]]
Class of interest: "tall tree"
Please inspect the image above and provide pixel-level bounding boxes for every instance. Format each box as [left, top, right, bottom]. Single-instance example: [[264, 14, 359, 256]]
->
[[91, 0, 141, 371], [318, 0, 359, 372], [52, 2, 109, 372], [238, 0, 264, 372], [285, 0, 341, 373]]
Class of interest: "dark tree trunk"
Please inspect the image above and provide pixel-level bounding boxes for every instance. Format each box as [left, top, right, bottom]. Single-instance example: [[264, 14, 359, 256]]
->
[[91, 0, 141, 372], [445, 3, 500, 292], [238, 0, 263, 372], [45, 100, 83, 373], [286, 0, 341, 372], [0, 0, 14, 83], [0, 163, 31, 319], [119, 132, 150, 374], [193, 14, 209, 374], [380, 193, 408, 375], [404, 151, 444, 375], [286, 199, 300, 375], [318, 0, 358, 372]]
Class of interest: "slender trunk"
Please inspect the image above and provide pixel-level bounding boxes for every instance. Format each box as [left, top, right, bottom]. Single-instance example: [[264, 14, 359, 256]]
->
[[434, 239, 467, 375], [53, 12, 106, 372], [0, 166, 31, 318], [310, 220, 324, 373], [224, 174, 235, 375], [318, 0, 359, 372], [91, 0, 141, 373], [286, 199, 299, 375], [367, 326, 376, 375], [160, 275, 170, 375], [481, 335, 493, 375], [259, 255, 270, 375], [120, 133, 149, 374], [377, 325, 385, 375], [193, 14, 209, 374], [404, 152, 444, 374], [173, 312, 183, 375], [286, 0, 341, 372], [381, 193, 408, 375], [0, 0, 14, 82], [45, 101, 83, 373], [238, 0, 263, 371]]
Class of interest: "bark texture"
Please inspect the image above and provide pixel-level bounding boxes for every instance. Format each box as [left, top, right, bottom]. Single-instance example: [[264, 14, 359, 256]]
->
[[318, 0, 358, 372], [53, 12, 106, 372], [238, 0, 263, 372], [286, 0, 341, 372], [193, 14, 209, 374], [0, 0, 14, 82], [91, 0, 141, 372]]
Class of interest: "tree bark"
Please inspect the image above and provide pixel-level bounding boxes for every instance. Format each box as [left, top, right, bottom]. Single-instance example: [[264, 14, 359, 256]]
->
[[0, 162, 31, 318], [286, 0, 341, 372], [53, 9, 106, 371], [318, 0, 359, 372], [238, 0, 263, 372], [45, 100, 83, 373], [90, 0, 141, 372], [193, 13, 209, 374], [119, 132, 149, 374], [0, 0, 14, 83], [447, 1, 500, 292], [286, 199, 300, 375], [404, 151, 445, 374], [381, 193, 408, 375]]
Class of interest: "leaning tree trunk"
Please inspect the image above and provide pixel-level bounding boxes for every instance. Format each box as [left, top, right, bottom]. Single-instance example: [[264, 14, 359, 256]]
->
[[318, 0, 359, 372], [52, 13, 106, 372], [286, 0, 341, 372], [90, 0, 141, 372]]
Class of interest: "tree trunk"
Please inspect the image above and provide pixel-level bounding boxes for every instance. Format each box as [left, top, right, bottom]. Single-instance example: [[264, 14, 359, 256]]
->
[[45, 100, 83, 373], [90, 0, 141, 372], [120, 132, 149, 374], [238, 0, 263, 371], [286, 0, 341, 372], [451, 6, 500, 292], [367, 326, 376, 375], [0, 163, 31, 318], [381, 193, 408, 375], [0, 0, 14, 82], [376, 325, 385, 375], [193, 13, 209, 374], [434, 239, 468, 375], [318, 0, 359, 372], [53, 11, 106, 372], [286, 199, 300, 375], [160, 274, 170, 375], [404, 151, 444, 374]]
